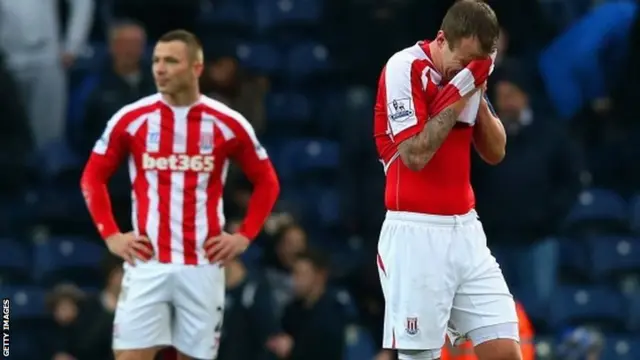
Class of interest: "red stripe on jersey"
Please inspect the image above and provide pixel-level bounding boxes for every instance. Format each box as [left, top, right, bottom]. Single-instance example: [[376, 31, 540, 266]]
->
[[134, 121, 150, 240], [157, 105, 175, 263], [182, 107, 202, 265]]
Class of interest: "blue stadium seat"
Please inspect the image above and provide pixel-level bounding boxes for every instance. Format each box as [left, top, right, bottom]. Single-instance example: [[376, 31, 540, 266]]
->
[[629, 292, 640, 331], [266, 92, 312, 124], [559, 239, 590, 275], [275, 139, 340, 181], [255, 0, 322, 31], [344, 326, 376, 360], [564, 188, 628, 233], [286, 42, 331, 81], [0, 239, 31, 285], [629, 194, 640, 234], [198, 1, 253, 30], [549, 286, 626, 330], [33, 237, 106, 287], [235, 42, 282, 75], [0, 286, 47, 320], [587, 236, 640, 279], [601, 335, 640, 360], [37, 141, 83, 182]]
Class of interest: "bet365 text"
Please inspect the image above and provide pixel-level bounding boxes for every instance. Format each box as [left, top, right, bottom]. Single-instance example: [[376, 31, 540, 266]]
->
[[2, 298, 9, 357]]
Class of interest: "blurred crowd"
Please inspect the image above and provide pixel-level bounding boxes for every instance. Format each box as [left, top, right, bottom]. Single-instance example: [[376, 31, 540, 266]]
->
[[1, 0, 640, 359]]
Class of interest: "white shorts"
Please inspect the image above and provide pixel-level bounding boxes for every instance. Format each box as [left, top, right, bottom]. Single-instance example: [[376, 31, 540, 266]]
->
[[377, 210, 518, 350], [113, 261, 225, 359]]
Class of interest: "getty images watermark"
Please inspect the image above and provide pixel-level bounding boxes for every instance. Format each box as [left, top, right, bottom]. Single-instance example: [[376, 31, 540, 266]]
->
[[2, 298, 9, 357]]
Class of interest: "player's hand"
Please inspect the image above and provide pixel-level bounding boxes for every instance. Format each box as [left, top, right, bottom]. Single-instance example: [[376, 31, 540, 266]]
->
[[204, 232, 250, 266], [266, 333, 293, 358], [105, 231, 154, 266]]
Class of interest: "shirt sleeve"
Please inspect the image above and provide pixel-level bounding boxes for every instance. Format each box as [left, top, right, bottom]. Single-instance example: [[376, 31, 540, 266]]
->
[[80, 110, 131, 239], [384, 54, 429, 144], [225, 116, 280, 240]]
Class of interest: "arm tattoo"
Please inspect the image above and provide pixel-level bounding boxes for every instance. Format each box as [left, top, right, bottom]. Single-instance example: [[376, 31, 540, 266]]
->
[[397, 108, 458, 170]]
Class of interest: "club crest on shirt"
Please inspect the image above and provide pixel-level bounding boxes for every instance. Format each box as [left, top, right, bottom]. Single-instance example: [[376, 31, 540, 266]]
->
[[405, 317, 419, 336], [388, 98, 414, 122], [200, 132, 213, 151], [147, 131, 160, 145]]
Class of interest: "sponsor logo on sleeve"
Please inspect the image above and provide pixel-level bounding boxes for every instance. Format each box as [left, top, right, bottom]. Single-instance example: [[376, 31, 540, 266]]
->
[[387, 98, 414, 122]]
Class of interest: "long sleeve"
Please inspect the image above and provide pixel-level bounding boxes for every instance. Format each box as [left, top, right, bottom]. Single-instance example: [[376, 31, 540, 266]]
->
[[64, 0, 95, 55], [80, 109, 131, 239], [231, 129, 280, 240]]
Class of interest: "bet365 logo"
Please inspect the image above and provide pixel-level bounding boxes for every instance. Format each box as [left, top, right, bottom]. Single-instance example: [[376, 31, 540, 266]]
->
[[142, 153, 214, 172]]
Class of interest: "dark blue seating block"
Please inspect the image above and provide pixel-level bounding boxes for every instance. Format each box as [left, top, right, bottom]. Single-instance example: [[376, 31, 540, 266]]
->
[[33, 237, 105, 287], [564, 188, 628, 233], [587, 236, 640, 279], [0, 239, 31, 285], [549, 286, 626, 330]]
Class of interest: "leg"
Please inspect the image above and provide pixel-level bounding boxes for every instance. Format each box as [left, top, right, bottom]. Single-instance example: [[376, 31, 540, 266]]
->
[[113, 264, 173, 357], [172, 264, 225, 360], [114, 347, 163, 360], [448, 219, 521, 360], [28, 60, 67, 148], [377, 215, 458, 360]]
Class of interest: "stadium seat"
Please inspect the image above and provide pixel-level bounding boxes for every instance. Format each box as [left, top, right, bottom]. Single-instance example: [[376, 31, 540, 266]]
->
[[587, 236, 640, 279], [564, 188, 628, 234], [628, 292, 640, 331], [0, 286, 47, 320], [549, 286, 626, 330], [36, 141, 83, 183], [0, 239, 31, 285], [601, 335, 640, 360], [286, 42, 331, 82], [266, 92, 312, 125], [275, 139, 340, 182], [629, 194, 640, 234], [255, 0, 322, 32], [198, 1, 253, 32], [33, 236, 106, 287], [344, 326, 376, 360], [235, 42, 282, 75], [559, 239, 590, 277]]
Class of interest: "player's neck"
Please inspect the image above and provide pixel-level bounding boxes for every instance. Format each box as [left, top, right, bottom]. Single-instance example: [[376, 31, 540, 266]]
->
[[428, 41, 445, 75], [162, 88, 201, 107]]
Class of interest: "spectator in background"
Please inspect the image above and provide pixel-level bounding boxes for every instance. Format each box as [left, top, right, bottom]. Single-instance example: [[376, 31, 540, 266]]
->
[[279, 249, 348, 360], [0, 51, 33, 194], [556, 327, 604, 360], [219, 257, 284, 360], [75, 254, 123, 360], [43, 284, 86, 360], [77, 19, 154, 155], [264, 223, 308, 317], [0, 0, 94, 150], [200, 54, 267, 133], [473, 61, 581, 304]]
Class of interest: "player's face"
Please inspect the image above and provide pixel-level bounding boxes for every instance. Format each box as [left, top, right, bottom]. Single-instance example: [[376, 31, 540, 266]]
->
[[292, 260, 317, 298], [436, 31, 486, 80], [152, 41, 201, 94]]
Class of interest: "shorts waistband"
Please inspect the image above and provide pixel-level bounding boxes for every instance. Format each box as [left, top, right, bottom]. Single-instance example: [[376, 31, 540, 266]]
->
[[385, 210, 478, 226]]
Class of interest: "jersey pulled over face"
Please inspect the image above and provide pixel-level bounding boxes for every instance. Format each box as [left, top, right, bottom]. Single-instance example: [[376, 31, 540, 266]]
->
[[374, 41, 478, 215]]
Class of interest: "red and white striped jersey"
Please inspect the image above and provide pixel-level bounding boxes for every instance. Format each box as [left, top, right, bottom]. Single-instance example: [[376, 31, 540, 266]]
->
[[374, 41, 481, 215], [82, 93, 279, 265]]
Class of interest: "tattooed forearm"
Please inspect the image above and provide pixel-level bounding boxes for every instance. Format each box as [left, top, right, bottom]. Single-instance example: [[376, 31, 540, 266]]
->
[[397, 108, 458, 171]]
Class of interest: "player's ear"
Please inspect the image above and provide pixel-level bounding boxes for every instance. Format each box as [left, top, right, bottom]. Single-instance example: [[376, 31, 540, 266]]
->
[[436, 31, 446, 47], [193, 61, 204, 78]]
